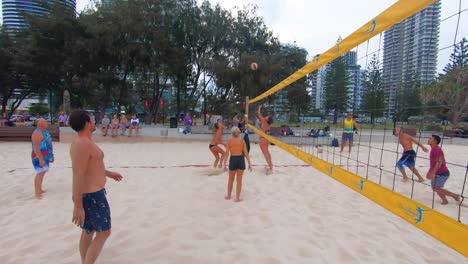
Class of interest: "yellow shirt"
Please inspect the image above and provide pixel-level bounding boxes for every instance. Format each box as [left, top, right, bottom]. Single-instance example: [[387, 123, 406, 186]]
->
[[343, 119, 354, 134]]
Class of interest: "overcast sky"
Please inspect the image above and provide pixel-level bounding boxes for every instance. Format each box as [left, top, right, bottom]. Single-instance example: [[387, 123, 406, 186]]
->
[[2, 0, 467, 73]]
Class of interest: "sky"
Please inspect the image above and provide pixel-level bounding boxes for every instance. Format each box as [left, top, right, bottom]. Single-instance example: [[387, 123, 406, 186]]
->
[[2, 0, 467, 73]]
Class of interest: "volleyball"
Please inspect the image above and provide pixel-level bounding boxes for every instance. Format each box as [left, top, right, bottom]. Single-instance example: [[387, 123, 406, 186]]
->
[[250, 62, 258, 71]]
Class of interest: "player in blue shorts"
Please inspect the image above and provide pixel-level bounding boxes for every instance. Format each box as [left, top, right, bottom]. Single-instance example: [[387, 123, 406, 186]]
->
[[69, 110, 123, 264], [394, 127, 428, 182]]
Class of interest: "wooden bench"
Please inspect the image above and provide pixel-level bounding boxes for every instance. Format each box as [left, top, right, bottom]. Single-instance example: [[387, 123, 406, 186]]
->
[[0, 126, 60, 142]]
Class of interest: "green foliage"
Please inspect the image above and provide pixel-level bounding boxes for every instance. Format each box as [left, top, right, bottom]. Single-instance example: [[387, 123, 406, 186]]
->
[[423, 124, 444, 133], [424, 38, 468, 128], [29, 104, 49, 116], [1, 0, 311, 123], [361, 55, 385, 124], [325, 54, 349, 123], [288, 113, 299, 123], [396, 71, 422, 121]]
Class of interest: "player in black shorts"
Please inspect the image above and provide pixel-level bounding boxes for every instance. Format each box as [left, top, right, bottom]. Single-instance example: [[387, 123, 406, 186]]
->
[[223, 127, 252, 202]]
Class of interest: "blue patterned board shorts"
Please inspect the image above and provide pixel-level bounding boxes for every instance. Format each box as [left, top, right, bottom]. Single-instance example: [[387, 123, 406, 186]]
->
[[32, 159, 50, 174], [397, 150, 416, 169], [82, 189, 111, 234]]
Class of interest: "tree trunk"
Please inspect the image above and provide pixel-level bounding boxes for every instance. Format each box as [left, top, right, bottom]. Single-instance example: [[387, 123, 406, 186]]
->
[[118, 68, 129, 114], [333, 109, 338, 124], [176, 78, 181, 121], [1, 95, 8, 115]]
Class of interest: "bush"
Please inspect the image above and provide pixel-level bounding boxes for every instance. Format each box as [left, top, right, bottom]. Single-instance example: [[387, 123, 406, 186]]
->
[[423, 124, 444, 132], [29, 104, 49, 116], [288, 113, 299, 123]]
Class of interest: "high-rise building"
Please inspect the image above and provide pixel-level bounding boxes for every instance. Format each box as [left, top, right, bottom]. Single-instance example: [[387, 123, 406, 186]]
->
[[310, 63, 329, 112], [311, 52, 362, 113], [2, 0, 76, 31], [382, 0, 440, 115], [343, 51, 362, 112]]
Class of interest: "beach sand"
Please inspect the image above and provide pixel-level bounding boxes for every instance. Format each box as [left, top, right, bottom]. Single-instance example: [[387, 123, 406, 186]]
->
[[0, 141, 466, 263]]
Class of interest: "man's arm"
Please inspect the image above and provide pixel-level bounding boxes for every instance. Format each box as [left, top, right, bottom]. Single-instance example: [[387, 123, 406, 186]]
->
[[31, 131, 44, 166], [71, 142, 90, 227], [105, 170, 123, 181], [411, 136, 428, 152]]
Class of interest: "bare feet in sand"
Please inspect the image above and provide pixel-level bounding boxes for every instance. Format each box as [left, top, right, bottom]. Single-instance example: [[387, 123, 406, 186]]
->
[[225, 196, 231, 200], [417, 178, 425, 183], [235, 198, 242, 202], [441, 200, 449, 205], [266, 168, 273, 175], [402, 177, 409, 183]]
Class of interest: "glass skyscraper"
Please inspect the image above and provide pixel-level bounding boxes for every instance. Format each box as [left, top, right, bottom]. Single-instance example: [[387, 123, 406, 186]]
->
[[2, 0, 76, 30]]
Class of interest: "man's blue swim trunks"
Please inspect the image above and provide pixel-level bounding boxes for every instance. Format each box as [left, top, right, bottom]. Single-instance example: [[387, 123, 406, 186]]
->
[[397, 150, 417, 169], [82, 189, 111, 233]]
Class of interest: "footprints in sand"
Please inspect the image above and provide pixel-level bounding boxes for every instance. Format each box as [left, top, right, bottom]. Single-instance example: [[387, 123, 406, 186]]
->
[[192, 232, 213, 240], [262, 257, 282, 264]]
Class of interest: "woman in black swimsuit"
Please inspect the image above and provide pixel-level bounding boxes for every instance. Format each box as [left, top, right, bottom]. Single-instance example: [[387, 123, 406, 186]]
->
[[223, 127, 252, 202], [209, 122, 225, 168]]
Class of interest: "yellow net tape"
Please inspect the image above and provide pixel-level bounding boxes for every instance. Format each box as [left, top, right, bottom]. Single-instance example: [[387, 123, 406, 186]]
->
[[247, 124, 468, 256], [248, 0, 437, 104]]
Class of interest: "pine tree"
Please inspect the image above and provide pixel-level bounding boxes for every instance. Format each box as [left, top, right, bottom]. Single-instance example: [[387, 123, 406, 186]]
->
[[325, 56, 349, 123], [361, 55, 385, 124], [444, 38, 467, 72], [397, 71, 422, 121]]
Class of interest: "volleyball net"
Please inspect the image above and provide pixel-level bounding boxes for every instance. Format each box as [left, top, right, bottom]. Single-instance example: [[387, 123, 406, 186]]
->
[[245, 0, 468, 256]]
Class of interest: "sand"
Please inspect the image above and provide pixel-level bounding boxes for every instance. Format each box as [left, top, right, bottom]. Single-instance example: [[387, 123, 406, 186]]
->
[[0, 141, 466, 263]]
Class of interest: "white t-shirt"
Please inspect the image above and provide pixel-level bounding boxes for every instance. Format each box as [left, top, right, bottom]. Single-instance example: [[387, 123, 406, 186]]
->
[[130, 118, 139, 126]]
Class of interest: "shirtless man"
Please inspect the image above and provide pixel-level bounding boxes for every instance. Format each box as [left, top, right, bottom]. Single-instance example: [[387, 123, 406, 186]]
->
[[209, 119, 226, 168], [257, 105, 273, 174], [394, 127, 428, 182], [69, 110, 123, 264]]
